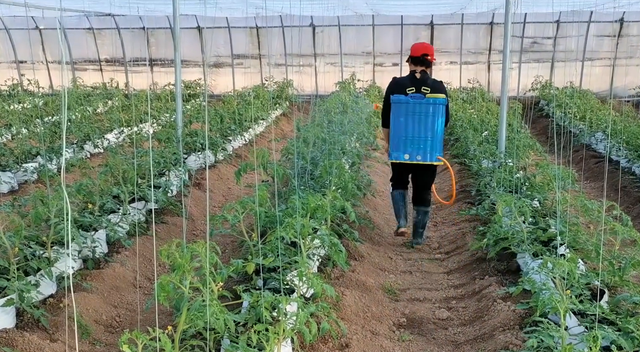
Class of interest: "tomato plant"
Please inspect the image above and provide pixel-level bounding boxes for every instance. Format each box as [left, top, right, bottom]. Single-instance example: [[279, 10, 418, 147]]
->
[[445, 79, 640, 351], [0, 77, 294, 327], [530, 76, 640, 179], [119, 75, 380, 351]]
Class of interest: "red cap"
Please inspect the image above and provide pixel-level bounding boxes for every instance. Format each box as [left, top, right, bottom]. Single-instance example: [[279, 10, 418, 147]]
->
[[409, 42, 436, 62]]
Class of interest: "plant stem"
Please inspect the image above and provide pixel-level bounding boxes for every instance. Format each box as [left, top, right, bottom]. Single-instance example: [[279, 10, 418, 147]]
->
[[174, 279, 191, 352]]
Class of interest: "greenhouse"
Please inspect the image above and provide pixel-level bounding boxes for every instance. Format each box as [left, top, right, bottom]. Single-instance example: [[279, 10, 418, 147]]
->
[[0, 10, 639, 95], [0, 0, 639, 351]]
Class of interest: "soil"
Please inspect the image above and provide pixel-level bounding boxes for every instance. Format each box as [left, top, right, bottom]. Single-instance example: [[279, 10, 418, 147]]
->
[[308, 149, 526, 352], [1, 106, 528, 352], [0, 104, 308, 352], [521, 99, 640, 233]]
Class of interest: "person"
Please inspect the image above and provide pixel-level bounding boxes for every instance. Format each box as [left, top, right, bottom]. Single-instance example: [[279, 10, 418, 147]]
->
[[380, 42, 450, 247]]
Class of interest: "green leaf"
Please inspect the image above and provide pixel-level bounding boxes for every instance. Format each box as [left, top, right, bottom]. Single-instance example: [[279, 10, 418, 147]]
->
[[319, 320, 331, 336], [246, 262, 256, 275]]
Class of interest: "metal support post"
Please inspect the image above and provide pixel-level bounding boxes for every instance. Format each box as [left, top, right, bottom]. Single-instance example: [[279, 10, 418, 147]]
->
[[338, 16, 344, 80], [459, 14, 464, 87], [0, 17, 23, 88], [578, 11, 593, 89], [113, 15, 130, 89], [226, 17, 236, 91], [516, 13, 527, 98], [279, 15, 288, 81], [58, 20, 77, 82], [498, 0, 513, 157], [549, 12, 562, 84], [310, 16, 319, 95], [400, 15, 404, 76], [487, 13, 495, 92], [429, 16, 435, 44], [609, 13, 625, 100], [430, 16, 435, 73], [254, 18, 264, 83], [85, 16, 105, 83], [172, 1, 183, 156], [141, 17, 155, 86], [372, 15, 376, 83], [33, 18, 54, 91], [194, 16, 207, 87]]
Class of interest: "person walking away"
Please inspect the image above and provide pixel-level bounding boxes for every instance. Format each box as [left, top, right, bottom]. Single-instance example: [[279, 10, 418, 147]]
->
[[380, 42, 450, 247]]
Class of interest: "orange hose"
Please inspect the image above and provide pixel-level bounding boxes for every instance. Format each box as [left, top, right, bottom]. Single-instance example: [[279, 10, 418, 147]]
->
[[432, 156, 456, 205]]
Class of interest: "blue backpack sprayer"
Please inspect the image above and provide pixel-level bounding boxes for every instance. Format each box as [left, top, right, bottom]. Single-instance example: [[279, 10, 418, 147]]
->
[[377, 90, 456, 205]]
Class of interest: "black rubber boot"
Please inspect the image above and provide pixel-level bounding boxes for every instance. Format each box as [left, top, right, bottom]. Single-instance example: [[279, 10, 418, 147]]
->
[[391, 190, 408, 237], [411, 206, 431, 247]]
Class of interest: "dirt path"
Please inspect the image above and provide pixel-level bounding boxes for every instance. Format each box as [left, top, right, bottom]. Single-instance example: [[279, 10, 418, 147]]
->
[[0, 105, 308, 352], [309, 148, 526, 352], [522, 100, 640, 232]]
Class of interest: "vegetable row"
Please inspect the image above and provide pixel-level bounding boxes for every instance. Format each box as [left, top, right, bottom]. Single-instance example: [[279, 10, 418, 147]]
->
[[447, 79, 640, 351], [0, 78, 295, 330], [0, 78, 292, 194], [531, 77, 640, 178], [118, 75, 381, 352]]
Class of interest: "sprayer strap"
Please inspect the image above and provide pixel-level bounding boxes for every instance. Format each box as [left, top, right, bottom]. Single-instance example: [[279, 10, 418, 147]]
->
[[405, 76, 434, 96]]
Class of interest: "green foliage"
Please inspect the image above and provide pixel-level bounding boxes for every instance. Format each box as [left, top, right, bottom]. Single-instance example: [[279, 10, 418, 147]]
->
[[530, 75, 640, 167], [118, 74, 379, 351], [446, 79, 640, 351], [0, 77, 294, 325]]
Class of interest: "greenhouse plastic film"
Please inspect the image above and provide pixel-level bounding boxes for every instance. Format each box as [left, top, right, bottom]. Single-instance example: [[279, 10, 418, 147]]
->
[[0, 295, 16, 330], [24, 270, 57, 303], [50, 244, 84, 277], [2, 11, 639, 95], [0, 172, 17, 193], [185, 150, 216, 171], [78, 230, 109, 258], [13, 163, 39, 183]]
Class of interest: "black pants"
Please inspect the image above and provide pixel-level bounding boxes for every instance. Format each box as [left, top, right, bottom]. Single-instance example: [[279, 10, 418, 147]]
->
[[390, 162, 438, 208]]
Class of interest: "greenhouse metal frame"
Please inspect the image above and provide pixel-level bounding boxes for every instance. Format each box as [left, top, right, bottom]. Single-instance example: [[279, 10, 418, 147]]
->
[[0, 11, 638, 97]]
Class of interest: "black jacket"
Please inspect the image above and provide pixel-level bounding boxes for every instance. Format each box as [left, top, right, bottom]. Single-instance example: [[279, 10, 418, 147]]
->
[[380, 70, 450, 130]]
